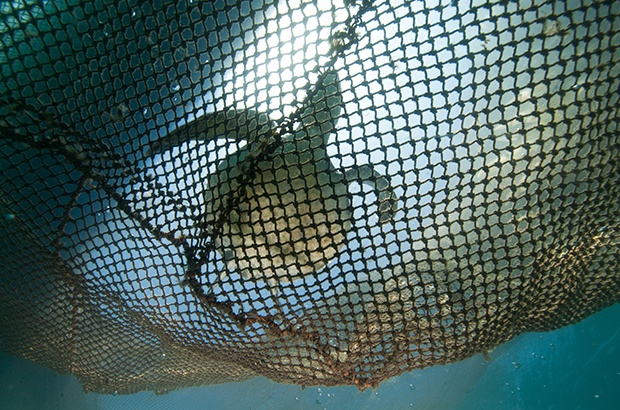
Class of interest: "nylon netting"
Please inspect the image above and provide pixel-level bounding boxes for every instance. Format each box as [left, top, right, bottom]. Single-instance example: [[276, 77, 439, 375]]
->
[[0, 0, 618, 394]]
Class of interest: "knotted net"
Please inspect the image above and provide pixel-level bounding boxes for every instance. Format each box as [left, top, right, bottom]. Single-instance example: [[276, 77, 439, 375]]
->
[[0, 0, 618, 393]]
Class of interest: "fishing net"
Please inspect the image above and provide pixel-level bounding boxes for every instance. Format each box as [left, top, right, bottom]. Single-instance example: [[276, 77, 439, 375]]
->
[[0, 0, 618, 394]]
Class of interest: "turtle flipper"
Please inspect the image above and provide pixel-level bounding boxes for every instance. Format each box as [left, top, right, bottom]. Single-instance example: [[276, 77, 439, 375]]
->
[[146, 109, 272, 156], [345, 164, 397, 223]]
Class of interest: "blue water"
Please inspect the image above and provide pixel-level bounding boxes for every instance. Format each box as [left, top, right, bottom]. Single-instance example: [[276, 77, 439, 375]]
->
[[1, 303, 618, 410], [1, 1, 619, 409]]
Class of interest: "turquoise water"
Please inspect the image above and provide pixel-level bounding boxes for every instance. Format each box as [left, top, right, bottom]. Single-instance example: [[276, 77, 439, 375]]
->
[[1, 1, 618, 409], [1, 303, 618, 409]]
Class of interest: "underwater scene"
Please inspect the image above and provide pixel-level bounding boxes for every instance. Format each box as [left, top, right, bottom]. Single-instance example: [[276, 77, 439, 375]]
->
[[1, 0, 619, 408], [0, 303, 618, 409]]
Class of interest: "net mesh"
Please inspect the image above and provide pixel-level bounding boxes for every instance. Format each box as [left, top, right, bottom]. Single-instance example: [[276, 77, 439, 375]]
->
[[0, 0, 618, 394]]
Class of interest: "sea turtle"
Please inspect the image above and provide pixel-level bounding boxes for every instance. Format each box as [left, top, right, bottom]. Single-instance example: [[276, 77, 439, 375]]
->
[[149, 70, 396, 290]]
